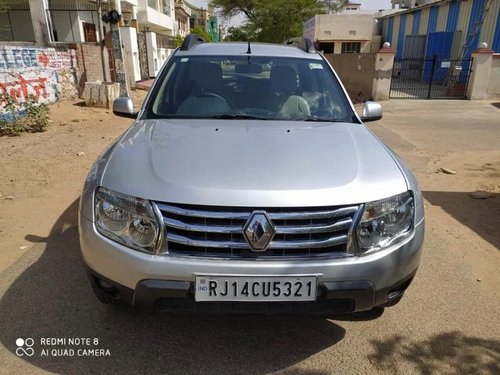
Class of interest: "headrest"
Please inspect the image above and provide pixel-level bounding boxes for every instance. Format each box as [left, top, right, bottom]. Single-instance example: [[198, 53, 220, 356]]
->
[[271, 66, 298, 94], [194, 62, 223, 89]]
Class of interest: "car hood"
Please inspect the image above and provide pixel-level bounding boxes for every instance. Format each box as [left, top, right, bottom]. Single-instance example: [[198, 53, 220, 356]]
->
[[101, 119, 407, 207]]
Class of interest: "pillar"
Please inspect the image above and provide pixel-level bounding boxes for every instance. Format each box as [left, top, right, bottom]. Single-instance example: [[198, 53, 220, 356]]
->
[[467, 45, 494, 100], [29, 0, 51, 45], [372, 43, 395, 101]]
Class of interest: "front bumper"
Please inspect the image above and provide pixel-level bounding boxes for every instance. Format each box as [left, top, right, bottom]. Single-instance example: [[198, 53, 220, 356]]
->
[[80, 216, 424, 312]]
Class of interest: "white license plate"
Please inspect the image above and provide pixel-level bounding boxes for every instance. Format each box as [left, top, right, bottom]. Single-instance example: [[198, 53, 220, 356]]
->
[[194, 275, 318, 302]]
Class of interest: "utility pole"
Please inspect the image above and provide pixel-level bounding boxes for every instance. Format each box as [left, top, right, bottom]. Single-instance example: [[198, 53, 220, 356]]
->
[[109, 0, 130, 96], [96, 0, 111, 82]]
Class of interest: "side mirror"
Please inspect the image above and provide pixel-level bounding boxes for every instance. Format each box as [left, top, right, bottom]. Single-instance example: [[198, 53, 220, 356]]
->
[[113, 97, 137, 119], [361, 101, 383, 122]]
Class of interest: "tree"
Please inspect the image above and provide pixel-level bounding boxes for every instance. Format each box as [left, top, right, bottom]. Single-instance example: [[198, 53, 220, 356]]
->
[[210, 0, 258, 20], [319, 0, 349, 13], [190, 26, 212, 42], [175, 34, 184, 47], [211, 0, 350, 43], [225, 24, 257, 42]]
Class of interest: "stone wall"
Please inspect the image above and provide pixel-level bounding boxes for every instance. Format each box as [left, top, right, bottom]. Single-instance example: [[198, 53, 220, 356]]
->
[[0, 44, 77, 117]]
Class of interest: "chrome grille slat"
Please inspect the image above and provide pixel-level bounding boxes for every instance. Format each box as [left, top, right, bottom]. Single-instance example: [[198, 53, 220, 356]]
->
[[268, 207, 358, 220], [163, 217, 242, 234], [275, 218, 352, 234], [271, 235, 347, 249], [163, 217, 352, 235], [157, 203, 251, 220], [167, 232, 348, 250], [167, 233, 249, 249], [158, 202, 360, 259], [157, 203, 358, 221]]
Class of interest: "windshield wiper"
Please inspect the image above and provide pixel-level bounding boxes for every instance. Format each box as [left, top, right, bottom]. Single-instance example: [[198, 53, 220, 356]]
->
[[301, 118, 345, 122], [208, 114, 272, 120]]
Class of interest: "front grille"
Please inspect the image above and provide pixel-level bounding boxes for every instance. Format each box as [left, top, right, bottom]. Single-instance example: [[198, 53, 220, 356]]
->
[[156, 203, 361, 259]]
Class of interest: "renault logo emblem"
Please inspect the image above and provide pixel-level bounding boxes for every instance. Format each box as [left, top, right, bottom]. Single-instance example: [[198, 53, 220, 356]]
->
[[243, 211, 276, 252]]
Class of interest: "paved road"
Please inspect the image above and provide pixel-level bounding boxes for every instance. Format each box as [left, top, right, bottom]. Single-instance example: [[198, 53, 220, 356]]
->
[[1, 100, 499, 374]]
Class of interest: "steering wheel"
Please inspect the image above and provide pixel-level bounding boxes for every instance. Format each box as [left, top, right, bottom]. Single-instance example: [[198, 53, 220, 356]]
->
[[194, 92, 227, 102]]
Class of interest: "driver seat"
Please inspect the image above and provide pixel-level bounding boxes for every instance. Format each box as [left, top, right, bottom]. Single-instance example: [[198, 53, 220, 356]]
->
[[192, 62, 225, 96], [270, 66, 310, 117], [177, 63, 230, 116]]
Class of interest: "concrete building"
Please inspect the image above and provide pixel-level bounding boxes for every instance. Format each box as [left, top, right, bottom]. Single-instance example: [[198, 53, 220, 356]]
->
[[379, 0, 500, 60], [342, 2, 362, 11], [0, 0, 140, 43], [137, 0, 175, 36], [0, 0, 177, 82], [186, 2, 209, 30], [175, 0, 192, 37], [304, 13, 382, 54], [391, 0, 439, 9]]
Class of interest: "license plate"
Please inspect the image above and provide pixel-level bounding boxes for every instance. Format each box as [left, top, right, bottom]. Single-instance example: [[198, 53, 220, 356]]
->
[[194, 275, 318, 302]]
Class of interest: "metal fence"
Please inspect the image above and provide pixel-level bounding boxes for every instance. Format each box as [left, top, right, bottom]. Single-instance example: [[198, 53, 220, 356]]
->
[[390, 56, 473, 99]]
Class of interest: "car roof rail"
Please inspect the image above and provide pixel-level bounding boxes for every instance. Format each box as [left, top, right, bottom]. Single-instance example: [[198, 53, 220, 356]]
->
[[284, 37, 315, 54], [180, 34, 206, 51]]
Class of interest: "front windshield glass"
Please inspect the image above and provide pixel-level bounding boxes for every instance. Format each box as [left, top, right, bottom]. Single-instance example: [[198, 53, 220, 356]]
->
[[146, 55, 354, 122]]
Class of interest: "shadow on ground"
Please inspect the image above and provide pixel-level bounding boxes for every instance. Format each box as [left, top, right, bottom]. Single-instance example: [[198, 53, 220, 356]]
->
[[424, 191, 500, 250], [369, 332, 500, 374], [0, 199, 348, 374]]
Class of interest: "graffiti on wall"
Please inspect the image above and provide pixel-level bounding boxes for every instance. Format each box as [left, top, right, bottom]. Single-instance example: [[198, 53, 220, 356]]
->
[[0, 47, 76, 70], [0, 71, 58, 108], [0, 46, 76, 116]]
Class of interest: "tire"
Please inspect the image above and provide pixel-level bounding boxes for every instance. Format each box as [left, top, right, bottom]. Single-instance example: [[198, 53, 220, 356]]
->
[[89, 275, 120, 305], [91, 284, 119, 305]]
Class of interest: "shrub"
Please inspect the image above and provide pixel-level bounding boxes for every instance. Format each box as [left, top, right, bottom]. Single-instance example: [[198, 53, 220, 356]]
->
[[0, 96, 51, 136]]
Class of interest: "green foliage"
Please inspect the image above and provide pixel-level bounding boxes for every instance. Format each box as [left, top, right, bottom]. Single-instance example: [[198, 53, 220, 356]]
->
[[225, 24, 258, 42], [0, 96, 51, 137], [211, 0, 349, 43], [175, 34, 184, 47], [190, 26, 213, 42], [210, 0, 257, 20]]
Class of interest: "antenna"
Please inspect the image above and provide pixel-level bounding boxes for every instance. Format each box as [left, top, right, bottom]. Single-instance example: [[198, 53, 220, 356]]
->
[[246, 41, 251, 54]]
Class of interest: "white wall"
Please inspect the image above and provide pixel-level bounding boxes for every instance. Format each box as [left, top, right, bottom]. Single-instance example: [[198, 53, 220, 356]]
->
[[487, 55, 500, 98], [315, 14, 376, 42], [146, 31, 159, 77], [121, 26, 141, 82]]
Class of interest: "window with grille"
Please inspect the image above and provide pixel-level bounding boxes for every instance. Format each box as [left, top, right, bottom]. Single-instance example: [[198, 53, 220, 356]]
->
[[162, 0, 171, 16], [341, 42, 361, 54]]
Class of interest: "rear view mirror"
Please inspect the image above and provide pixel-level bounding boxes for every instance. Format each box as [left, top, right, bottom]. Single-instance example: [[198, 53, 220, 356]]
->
[[235, 64, 263, 74], [361, 101, 383, 122], [113, 97, 137, 119]]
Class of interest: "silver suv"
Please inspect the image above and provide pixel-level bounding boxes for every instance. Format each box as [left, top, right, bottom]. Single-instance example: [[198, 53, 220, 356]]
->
[[79, 36, 424, 313]]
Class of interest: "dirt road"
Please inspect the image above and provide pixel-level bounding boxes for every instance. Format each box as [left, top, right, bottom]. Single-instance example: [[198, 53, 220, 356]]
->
[[1, 97, 499, 374]]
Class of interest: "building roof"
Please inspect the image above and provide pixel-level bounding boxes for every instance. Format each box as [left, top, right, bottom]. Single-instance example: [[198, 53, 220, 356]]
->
[[378, 0, 450, 19], [176, 42, 323, 59]]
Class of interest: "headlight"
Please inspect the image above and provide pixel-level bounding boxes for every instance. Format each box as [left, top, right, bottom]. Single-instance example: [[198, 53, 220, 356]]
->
[[95, 187, 160, 253], [356, 191, 414, 254]]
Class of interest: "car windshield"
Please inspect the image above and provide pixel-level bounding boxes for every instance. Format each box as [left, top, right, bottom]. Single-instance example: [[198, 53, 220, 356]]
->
[[146, 55, 355, 122]]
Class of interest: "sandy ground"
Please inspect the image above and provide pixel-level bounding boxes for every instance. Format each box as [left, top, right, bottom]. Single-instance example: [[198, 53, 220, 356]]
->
[[0, 96, 499, 374]]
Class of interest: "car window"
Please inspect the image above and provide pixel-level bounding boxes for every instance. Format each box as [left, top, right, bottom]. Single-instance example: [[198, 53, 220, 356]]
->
[[147, 55, 354, 122]]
